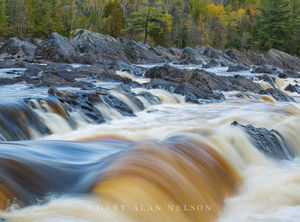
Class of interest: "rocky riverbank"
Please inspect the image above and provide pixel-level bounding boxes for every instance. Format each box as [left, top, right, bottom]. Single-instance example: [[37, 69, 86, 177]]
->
[[0, 29, 300, 136]]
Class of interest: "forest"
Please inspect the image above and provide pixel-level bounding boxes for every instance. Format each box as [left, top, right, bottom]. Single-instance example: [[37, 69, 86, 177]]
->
[[0, 0, 299, 55]]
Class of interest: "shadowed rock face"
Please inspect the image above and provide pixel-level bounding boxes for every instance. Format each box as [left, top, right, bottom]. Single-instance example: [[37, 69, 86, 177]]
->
[[266, 49, 300, 72], [232, 121, 295, 160], [144, 64, 262, 103], [0, 38, 36, 58]]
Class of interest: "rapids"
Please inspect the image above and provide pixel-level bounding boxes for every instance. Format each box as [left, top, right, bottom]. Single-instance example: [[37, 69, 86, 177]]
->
[[0, 66, 300, 222]]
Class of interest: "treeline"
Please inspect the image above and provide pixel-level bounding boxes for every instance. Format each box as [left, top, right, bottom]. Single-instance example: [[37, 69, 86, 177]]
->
[[0, 0, 299, 55]]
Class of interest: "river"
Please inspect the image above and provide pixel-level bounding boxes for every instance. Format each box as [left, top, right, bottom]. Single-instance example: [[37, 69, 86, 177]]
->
[[0, 65, 300, 222]]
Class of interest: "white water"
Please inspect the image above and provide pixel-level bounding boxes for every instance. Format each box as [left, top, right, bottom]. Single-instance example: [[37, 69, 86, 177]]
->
[[2, 66, 300, 222]]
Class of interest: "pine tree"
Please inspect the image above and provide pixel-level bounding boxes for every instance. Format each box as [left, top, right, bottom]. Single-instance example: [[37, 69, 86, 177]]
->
[[255, 0, 291, 51], [0, 0, 9, 37], [103, 0, 125, 38]]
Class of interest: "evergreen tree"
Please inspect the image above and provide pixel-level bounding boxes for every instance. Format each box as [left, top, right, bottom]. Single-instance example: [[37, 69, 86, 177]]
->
[[0, 0, 9, 37], [255, 0, 291, 51], [103, 0, 125, 38]]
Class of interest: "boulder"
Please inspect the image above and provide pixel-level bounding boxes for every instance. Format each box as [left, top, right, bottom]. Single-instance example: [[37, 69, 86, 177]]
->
[[0, 38, 36, 58], [35, 33, 78, 63], [251, 65, 278, 74], [153, 46, 179, 62], [227, 64, 249, 72], [179, 47, 209, 65], [122, 40, 165, 64], [266, 49, 300, 72], [232, 121, 295, 160], [71, 29, 128, 63], [284, 84, 300, 94], [247, 51, 266, 65]]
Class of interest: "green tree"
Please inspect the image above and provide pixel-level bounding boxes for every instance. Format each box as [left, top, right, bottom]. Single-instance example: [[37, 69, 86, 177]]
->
[[0, 0, 9, 37], [255, 0, 291, 51], [103, 0, 125, 37]]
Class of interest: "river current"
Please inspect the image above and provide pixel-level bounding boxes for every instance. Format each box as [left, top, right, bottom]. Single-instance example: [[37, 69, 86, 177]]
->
[[0, 65, 300, 222]]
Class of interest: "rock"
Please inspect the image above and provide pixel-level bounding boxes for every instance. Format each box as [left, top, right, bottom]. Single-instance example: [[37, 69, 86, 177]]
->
[[0, 38, 36, 58], [179, 47, 208, 65], [35, 33, 78, 63], [145, 64, 262, 97], [153, 46, 179, 62], [99, 60, 146, 77], [247, 51, 266, 65], [202, 59, 219, 68], [227, 64, 249, 72], [122, 40, 165, 64], [232, 121, 295, 160], [168, 47, 183, 57], [259, 88, 296, 102], [284, 84, 300, 94], [48, 87, 105, 124], [266, 49, 300, 72], [71, 29, 128, 63], [224, 49, 252, 66], [102, 93, 135, 117], [251, 65, 278, 74]]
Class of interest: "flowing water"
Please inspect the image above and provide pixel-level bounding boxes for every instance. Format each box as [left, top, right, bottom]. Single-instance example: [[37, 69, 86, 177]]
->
[[0, 66, 300, 222]]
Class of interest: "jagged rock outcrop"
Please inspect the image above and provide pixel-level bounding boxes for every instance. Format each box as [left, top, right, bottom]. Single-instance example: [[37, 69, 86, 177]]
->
[[266, 49, 300, 72], [144, 64, 262, 103], [121, 39, 166, 64], [0, 38, 36, 58], [35, 33, 78, 63], [232, 121, 295, 160], [71, 29, 128, 63]]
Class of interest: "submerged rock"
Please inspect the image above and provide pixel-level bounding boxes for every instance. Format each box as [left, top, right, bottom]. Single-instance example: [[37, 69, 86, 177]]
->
[[232, 121, 295, 160], [259, 88, 295, 102], [284, 84, 300, 94]]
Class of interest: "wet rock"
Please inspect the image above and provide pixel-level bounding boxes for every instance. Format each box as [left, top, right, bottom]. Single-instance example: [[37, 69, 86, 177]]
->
[[99, 60, 146, 77], [144, 65, 261, 102], [122, 39, 165, 64], [71, 29, 128, 63], [251, 65, 278, 74], [102, 93, 135, 117], [0, 38, 36, 58], [266, 49, 300, 72], [259, 88, 296, 102], [284, 84, 300, 94], [136, 91, 161, 105], [232, 121, 295, 160], [202, 59, 219, 68], [227, 64, 249, 72], [48, 87, 105, 124], [35, 33, 78, 63]]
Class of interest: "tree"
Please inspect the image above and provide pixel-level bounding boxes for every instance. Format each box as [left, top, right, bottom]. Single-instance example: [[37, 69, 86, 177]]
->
[[255, 0, 291, 51], [103, 0, 125, 37], [289, 0, 300, 55], [0, 0, 9, 37]]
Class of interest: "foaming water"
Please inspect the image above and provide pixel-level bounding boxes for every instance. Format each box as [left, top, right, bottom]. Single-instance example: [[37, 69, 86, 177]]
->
[[1, 66, 300, 222]]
